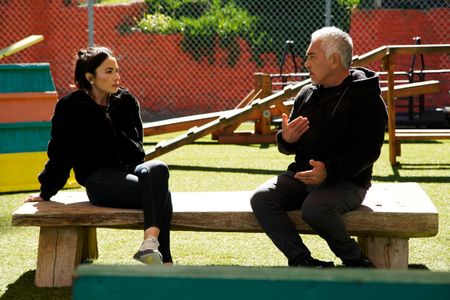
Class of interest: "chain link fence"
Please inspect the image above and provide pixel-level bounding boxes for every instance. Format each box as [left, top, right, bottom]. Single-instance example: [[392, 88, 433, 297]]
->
[[1, 0, 449, 123]]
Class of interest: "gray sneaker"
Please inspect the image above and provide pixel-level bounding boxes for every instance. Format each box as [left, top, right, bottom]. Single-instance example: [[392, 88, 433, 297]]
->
[[133, 249, 163, 265]]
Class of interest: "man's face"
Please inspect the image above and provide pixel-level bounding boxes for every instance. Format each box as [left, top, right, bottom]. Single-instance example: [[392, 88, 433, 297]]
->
[[304, 40, 334, 87]]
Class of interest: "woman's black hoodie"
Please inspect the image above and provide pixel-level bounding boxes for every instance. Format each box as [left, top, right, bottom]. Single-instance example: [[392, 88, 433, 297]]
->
[[38, 88, 145, 200]]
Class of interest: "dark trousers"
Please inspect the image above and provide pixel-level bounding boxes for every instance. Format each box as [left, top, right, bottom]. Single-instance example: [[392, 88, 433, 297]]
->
[[85, 160, 172, 263], [250, 171, 367, 266]]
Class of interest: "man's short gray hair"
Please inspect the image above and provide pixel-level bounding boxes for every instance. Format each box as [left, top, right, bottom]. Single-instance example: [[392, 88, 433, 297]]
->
[[311, 26, 353, 69]]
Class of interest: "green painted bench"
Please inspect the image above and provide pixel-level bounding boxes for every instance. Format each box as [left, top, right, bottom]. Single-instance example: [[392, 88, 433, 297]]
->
[[72, 265, 450, 300], [11, 182, 438, 287]]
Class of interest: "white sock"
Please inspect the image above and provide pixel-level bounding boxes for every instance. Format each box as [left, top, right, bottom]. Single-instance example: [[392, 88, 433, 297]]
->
[[139, 236, 160, 251]]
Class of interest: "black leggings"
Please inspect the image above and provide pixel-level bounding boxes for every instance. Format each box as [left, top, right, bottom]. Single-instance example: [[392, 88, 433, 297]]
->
[[85, 160, 172, 262]]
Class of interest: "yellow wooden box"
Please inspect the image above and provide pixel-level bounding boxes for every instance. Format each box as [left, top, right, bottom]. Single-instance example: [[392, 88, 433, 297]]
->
[[0, 151, 79, 193]]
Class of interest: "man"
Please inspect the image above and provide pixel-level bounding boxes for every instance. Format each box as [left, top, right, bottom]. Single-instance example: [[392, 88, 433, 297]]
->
[[250, 27, 387, 268]]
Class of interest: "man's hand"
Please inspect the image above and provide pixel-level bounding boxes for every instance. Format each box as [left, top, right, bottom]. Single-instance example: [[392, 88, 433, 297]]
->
[[25, 194, 45, 203], [281, 113, 309, 143], [295, 159, 327, 185]]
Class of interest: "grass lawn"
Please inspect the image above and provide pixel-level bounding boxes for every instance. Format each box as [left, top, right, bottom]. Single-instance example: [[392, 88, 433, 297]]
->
[[1, 131, 449, 299]]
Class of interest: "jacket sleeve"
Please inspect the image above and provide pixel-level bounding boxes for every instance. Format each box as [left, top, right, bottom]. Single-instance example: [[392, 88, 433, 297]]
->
[[276, 87, 308, 155], [133, 95, 144, 143], [324, 89, 387, 184], [38, 100, 73, 200]]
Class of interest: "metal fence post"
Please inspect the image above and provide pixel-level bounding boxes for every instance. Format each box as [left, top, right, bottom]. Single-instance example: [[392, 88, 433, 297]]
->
[[88, 0, 94, 47], [325, 0, 332, 26]]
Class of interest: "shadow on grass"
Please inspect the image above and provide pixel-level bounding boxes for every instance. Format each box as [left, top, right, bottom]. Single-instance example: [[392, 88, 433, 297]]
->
[[169, 164, 283, 175], [1, 270, 71, 300], [396, 163, 450, 170], [373, 163, 450, 183], [382, 140, 443, 144]]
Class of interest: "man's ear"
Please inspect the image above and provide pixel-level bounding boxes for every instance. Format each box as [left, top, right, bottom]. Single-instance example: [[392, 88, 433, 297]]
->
[[85, 72, 94, 83], [330, 53, 341, 68]]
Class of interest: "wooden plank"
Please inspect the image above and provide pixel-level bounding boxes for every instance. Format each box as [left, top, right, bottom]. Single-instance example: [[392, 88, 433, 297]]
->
[[0, 35, 44, 59], [351, 45, 388, 67], [380, 80, 440, 99], [12, 183, 438, 238], [144, 89, 264, 137], [216, 132, 276, 144], [351, 44, 450, 67], [388, 44, 450, 56], [395, 129, 450, 140], [143, 110, 225, 136]]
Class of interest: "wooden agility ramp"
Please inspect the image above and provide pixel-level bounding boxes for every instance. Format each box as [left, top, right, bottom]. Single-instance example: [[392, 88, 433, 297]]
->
[[0, 35, 44, 60], [144, 44, 449, 163], [145, 79, 310, 161]]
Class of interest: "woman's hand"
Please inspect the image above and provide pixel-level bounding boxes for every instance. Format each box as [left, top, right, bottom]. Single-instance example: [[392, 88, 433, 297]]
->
[[25, 194, 45, 203]]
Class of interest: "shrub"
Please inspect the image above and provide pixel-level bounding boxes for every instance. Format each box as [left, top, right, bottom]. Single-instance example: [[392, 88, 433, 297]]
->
[[137, 0, 356, 67], [140, 0, 255, 66], [137, 12, 181, 34]]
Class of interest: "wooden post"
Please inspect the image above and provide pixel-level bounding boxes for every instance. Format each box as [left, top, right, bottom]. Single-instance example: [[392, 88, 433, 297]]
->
[[35, 226, 84, 287], [254, 73, 272, 135], [358, 236, 408, 269], [81, 227, 99, 261], [383, 52, 398, 165], [385, 53, 397, 163]]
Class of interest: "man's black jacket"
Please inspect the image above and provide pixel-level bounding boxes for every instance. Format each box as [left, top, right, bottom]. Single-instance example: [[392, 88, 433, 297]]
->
[[277, 67, 388, 188]]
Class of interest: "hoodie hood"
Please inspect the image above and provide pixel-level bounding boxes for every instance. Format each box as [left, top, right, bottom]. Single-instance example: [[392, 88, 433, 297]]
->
[[350, 67, 381, 94]]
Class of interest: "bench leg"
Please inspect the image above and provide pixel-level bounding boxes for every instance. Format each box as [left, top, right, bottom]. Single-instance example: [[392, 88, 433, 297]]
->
[[81, 227, 98, 262], [35, 227, 84, 287], [358, 236, 408, 269]]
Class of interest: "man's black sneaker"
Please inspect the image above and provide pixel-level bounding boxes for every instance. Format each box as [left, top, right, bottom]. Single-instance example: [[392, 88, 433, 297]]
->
[[295, 256, 334, 268], [343, 255, 375, 268]]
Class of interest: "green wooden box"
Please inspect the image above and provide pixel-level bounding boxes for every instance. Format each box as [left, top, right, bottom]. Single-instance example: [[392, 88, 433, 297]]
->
[[0, 63, 55, 93]]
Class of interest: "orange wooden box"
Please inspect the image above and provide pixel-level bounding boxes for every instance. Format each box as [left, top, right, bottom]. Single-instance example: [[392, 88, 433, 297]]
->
[[0, 92, 57, 123]]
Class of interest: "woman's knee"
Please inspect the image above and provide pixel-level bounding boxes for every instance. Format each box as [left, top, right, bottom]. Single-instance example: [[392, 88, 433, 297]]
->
[[250, 190, 281, 214], [250, 191, 267, 212], [136, 161, 169, 179], [150, 161, 169, 179]]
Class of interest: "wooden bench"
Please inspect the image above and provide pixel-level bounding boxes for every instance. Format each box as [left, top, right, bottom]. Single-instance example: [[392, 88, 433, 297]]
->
[[12, 182, 438, 287]]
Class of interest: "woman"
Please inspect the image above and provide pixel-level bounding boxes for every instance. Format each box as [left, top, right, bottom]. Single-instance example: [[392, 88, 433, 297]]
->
[[26, 46, 172, 265]]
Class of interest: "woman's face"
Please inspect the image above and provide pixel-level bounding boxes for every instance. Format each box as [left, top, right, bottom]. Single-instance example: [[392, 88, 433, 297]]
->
[[90, 56, 120, 95]]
